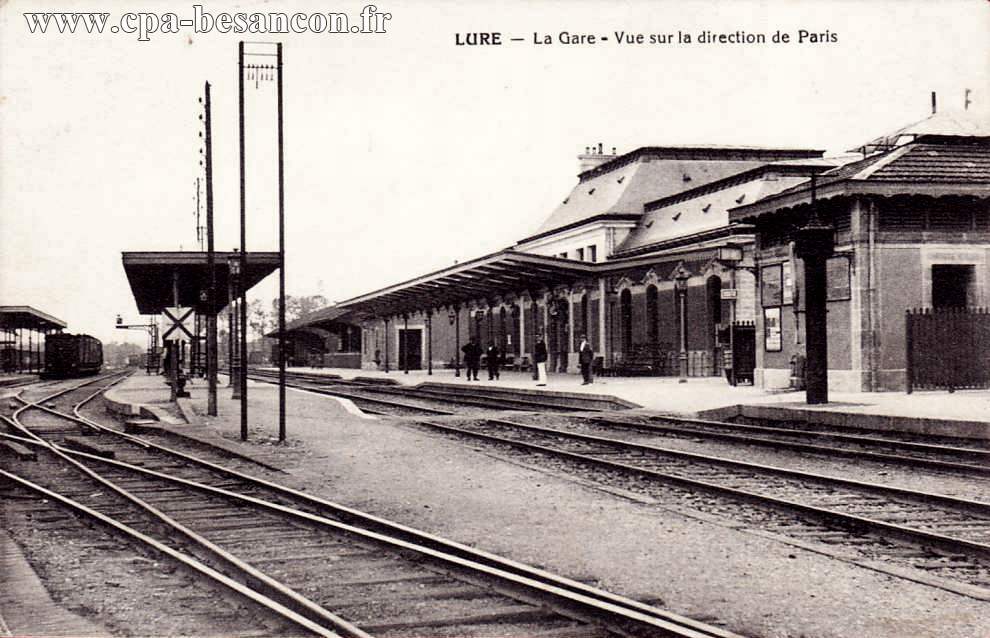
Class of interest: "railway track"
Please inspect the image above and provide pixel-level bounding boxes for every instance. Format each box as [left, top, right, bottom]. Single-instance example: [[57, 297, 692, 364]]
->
[[405, 416, 990, 596], [585, 413, 990, 476], [0, 377, 737, 637], [247, 368, 987, 475], [245, 368, 598, 415]]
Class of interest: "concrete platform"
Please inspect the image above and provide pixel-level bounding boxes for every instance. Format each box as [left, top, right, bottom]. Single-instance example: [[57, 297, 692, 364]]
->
[[272, 366, 990, 429], [0, 529, 109, 637], [0, 375, 36, 388]]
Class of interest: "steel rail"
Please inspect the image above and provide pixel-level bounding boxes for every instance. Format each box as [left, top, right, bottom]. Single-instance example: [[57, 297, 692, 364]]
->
[[10, 437, 736, 638], [407, 417, 990, 562], [0, 468, 341, 638], [24, 378, 741, 637], [247, 368, 598, 413], [641, 414, 990, 457], [8, 388, 370, 637], [480, 418, 990, 515], [588, 414, 990, 475]]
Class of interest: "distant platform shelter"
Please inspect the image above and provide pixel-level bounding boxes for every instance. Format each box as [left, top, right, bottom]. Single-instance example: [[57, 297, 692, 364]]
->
[[0, 306, 67, 373], [266, 306, 363, 368]]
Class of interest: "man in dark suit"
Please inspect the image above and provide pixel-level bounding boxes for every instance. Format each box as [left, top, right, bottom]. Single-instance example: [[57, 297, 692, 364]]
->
[[486, 341, 501, 380], [461, 337, 482, 381], [578, 333, 594, 385]]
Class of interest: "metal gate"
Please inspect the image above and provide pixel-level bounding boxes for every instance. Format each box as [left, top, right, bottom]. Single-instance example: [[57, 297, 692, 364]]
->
[[906, 308, 990, 392]]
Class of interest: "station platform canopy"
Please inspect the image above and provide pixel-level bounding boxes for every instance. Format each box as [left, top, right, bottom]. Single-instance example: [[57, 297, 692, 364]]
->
[[122, 251, 280, 315], [337, 249, 598, 319], [265, 306, 356, 338], [0, 306, 67, 331]]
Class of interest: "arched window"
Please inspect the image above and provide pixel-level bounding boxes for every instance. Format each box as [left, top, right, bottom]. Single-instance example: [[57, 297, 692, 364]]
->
[[706, 275, 723, 352], [620, 289, 632, 354], [646, 285, 658, 346], [499, 307, 507, 351], [581, 293, 590, 342], [707, 275, 723, 324]]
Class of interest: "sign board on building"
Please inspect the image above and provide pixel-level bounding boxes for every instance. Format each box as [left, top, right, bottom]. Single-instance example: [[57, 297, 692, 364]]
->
[[764, 307, 782, 352], [162, 307, 195, 343], [720, 289, 738, 300]]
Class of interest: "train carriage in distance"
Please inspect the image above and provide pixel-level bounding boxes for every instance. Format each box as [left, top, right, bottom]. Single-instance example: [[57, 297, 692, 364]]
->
[[43, 333, 103, 378]]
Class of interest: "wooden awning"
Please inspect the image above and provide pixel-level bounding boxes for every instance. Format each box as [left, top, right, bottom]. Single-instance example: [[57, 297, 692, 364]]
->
[[337, 250, 597, 318], [0, 306, 67, 331], [121, 251, 280, 315]]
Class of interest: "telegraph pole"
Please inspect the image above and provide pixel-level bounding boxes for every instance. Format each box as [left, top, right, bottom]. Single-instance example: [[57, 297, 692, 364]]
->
[[204, 82, 218, 417], [276, 42, 287, 442], [238, 41, 249, 440]]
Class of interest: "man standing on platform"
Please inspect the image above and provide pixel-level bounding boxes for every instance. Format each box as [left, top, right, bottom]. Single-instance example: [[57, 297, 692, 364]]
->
[[534, 333, 548, 386], [486, 340, 501, 381], [461, 337, 482, 381], [578, 333, 594, 385]]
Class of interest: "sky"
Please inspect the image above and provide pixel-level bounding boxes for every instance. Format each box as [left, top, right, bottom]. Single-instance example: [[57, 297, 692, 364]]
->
[[1, 0, 988, 345]]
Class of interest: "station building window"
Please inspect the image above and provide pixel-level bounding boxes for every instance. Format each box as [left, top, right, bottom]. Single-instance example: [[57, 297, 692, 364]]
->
[[559, 251, 568, 259], [581, 293, 589, 341], [620, 289, 633, 354], [646, 285, 658, 345], [587, 245, 598, 262], [576, 247, 585, 261]]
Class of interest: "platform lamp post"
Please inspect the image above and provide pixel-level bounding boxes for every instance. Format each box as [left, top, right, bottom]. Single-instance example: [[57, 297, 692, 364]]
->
[[675, 267, 690, 383], [449, 307, 460, 377], [793, 175, 834, 405], [228, 254, 242, 406]]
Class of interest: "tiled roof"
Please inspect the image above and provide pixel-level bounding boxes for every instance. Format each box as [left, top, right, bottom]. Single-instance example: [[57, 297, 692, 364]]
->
[[524, 146, 823, 242], [866, 142, 990, 182], [729, 138, 990, 222], [614, 160, 847, 256], [853, 111, 990, 152], [282, 306, 353, 332]]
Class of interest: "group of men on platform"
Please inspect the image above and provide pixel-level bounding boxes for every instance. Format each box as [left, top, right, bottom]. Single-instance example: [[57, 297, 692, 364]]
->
[[460, 333, 595, 386]]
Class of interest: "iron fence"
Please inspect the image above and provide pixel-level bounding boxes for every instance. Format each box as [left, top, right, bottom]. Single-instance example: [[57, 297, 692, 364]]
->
[[906, 308, 990, 393]]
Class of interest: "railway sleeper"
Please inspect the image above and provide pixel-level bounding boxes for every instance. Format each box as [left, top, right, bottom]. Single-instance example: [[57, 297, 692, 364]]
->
[[0, 440, 37, 461], [62, 436, 116, 459]]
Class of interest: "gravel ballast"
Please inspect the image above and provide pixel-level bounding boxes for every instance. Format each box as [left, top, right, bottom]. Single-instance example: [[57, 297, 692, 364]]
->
[[172, 383, 990, 638]]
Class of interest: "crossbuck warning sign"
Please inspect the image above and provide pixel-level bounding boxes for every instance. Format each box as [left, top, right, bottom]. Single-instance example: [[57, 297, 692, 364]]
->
[[162, 307, 195, 343]]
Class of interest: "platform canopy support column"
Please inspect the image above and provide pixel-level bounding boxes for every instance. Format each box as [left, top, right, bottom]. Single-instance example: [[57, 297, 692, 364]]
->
[[449, 306, 460, 377], [518, 298, 526, 364], [384, 317, 390, 373], [402, 313, 410, 374], [426, 309, 433, 375]]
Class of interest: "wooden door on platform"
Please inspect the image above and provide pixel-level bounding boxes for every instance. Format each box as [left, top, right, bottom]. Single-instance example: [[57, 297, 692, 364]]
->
[[398, 329, 422, 370]]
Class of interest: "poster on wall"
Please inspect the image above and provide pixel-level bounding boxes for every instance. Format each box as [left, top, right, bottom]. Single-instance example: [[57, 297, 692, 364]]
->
[[764, 307, 782, 352], [761, 264, 783, 307]]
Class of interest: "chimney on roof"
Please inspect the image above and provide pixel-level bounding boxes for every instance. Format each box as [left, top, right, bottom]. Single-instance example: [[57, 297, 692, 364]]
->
[[577, 142, 615, 174], [931, 91, 937, 115]]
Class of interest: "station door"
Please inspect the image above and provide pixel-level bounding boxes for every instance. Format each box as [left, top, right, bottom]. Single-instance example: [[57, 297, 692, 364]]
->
[[398, 329, 422, 370]]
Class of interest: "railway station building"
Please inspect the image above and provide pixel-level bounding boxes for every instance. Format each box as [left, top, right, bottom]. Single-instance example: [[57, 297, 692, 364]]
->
[[330, 144, 833, 381], [731, 114, 990, 392], [281, 112, 989, 393]]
